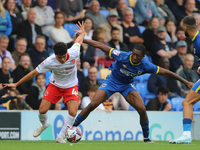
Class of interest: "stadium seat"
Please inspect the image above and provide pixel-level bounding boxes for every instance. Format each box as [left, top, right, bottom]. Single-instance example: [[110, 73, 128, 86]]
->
[[125, 0, 129, 5], [0, 105, 7, 110], [138, 25, 146, 34], [136, 83, 152, 100], [170, 97, 184, 111], [63, 23, 79, 38], [99, 10, 109, 18], [193, 101, 200, 111], [133, 74, 151, 84]]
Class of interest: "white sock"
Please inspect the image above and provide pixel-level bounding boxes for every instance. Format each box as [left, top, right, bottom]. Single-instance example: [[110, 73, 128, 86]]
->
[[57, 115, 75, 138], [39, 113, 48, 127], [183, 131, 191, 137]]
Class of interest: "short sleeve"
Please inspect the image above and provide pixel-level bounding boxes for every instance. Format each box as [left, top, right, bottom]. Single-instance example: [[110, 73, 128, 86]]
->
[[109, 48, 126, 61], [145, 62, 159, 74], [36, 59, 50, 73], [68, 43, 81, 58]]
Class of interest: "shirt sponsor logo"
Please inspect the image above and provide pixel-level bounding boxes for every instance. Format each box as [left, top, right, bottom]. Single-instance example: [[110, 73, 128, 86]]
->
[[113, 50, 120, 56], [120, 68, 138, 77]]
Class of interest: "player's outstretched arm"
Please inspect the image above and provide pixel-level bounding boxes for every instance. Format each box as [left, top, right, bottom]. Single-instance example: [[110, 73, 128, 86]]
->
[[74, 21, 85, 45], [4, 69, 39, 89], [158, 67, 194, 89], [83, 39, 112, 55]]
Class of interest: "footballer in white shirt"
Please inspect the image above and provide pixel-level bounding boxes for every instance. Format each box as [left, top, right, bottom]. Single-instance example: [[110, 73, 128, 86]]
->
[[4, 21, 86, 143]]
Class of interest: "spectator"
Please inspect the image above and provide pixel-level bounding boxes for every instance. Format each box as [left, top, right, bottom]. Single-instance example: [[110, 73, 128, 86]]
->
[[148, 57, 181, 98], [85, 27, 114, 68], [0, 57, 14, 97], [165, 0, 185, 21], [81, 17, 94, 54], [165, 20, 177, 43], [150, 26, 177, 65], [13, 53, 33, 94], [121, 7, 144, 51], [81, 84, 105, 110], [26, 73, 46, 110], [176, 54, 199, 94], [9, 89, 32, 110], [85, 0, 107, 28], [11, 38, 33, 70], [34, 0, 55, 36], [117, 0, 127, 22], [77, 57, 85, 88], [99, 10, 123, 42], [4, 0, 24, 52], [49, 12, 73, 46], [182, 0, 197, 17], [17, 8, 43, 49], [154, 0, 176, 23], [192, 13, 200, 31], [27, 35, 49, 68], [0, 35, 16, 70], [79, 66, 101, 97], [175, 26, 193, 53], [108, 27, 129, 52], [142, 16, 160, 54], [56, 0, 83, 24], [134, 0, 164, 26], [18, 0, 44, 26], [109, 92, 129, 110], [170, 41, 187, 72], [0, 1, 12, 36], [146, 86, 171, 111], [4, 0, 24, 36]]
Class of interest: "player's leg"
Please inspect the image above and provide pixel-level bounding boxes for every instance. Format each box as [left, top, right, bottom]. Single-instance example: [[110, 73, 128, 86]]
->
[[125, 91, 152, 142], [169, 89, 200, 144], [33, 99, 52, 137], [73, 89, 108, 126], [56, 100, 79, 143]]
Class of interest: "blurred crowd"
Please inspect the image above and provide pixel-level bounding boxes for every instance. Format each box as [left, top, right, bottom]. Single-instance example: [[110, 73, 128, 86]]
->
[[0, 0, 200, 112]]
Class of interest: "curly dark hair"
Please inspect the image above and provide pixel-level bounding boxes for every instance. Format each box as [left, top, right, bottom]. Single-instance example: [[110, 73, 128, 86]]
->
[[53, 42, 68, 55]]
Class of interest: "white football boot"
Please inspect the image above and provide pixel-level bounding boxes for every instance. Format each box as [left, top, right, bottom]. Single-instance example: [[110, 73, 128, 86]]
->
[[169, 135, 192, 144], [33, 123, 49, 137]]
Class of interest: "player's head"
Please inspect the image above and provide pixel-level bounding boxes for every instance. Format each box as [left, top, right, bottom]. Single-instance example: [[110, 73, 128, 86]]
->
[[183, 16, 196, 32], [53, 42, 68, 64], [131, 44, 145, 64]]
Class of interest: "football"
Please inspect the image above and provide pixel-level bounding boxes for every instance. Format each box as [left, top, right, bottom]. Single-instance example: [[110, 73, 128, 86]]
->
[[65, 127, 82, 143]]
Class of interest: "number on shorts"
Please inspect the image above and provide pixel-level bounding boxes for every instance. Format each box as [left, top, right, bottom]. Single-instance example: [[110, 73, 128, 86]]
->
[[72, 88, 78, 95]]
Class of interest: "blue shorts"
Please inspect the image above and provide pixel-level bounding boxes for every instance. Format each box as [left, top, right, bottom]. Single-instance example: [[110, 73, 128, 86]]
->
[[191, 79, 200, 94], [99, 75, 137, 98]]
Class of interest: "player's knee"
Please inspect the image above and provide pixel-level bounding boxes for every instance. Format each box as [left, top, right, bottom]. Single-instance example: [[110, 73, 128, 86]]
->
[[182, 99, 190, 107], [68, 110, 77, 117], [39, 108, 47, 114], [137, 107, 147, 117]]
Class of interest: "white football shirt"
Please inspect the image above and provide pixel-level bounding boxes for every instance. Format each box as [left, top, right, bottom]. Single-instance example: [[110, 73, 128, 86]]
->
[[36, 43, 80, 89]]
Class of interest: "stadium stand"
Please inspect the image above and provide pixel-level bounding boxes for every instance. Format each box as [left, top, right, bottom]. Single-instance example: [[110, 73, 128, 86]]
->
[[63, 23, 79, 38], [99, 10, 109, 18], [170, 97, 184, 111]]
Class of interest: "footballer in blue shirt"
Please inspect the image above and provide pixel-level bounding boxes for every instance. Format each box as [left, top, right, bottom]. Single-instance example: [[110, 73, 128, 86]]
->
[[73, 39, 193, 143], [169, 16, 200, 144]]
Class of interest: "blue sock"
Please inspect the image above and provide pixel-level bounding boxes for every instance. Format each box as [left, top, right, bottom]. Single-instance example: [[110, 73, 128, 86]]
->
[[183, 118, 192, 131], [140, 120, 149, 139], [73, 114, 85, 126]]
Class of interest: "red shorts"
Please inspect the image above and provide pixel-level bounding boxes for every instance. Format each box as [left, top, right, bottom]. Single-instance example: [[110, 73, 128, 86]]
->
[[43, 83, 79, 104]]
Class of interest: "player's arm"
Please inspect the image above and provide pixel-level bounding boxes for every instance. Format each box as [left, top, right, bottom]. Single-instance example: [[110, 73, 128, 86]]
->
[[4, 69, 39, 88], [83, 39, 112, 55], [74, 21, 85, 45], [158, 67, 194, 89]]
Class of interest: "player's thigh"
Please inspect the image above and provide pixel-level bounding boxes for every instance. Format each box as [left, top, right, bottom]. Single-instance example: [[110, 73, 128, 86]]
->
[[39, 99, 52, 114], [183, 89, 200, 106], [89, 89, 108, 108], [125, 91, 145, 111], [66, 100, 79, 117]]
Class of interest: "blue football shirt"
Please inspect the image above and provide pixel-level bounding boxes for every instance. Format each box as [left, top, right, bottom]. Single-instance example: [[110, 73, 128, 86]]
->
[[108, 48, 159, 84], [192, 30, 200, 63]]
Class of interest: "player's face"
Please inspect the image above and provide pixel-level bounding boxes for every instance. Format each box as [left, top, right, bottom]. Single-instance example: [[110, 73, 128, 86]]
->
[[131, 49, 144, 64], [157, 92, 168, 104], [56, 54, 68, 64]]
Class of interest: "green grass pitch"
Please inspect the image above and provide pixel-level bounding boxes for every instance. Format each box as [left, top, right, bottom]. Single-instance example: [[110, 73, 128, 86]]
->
[[0, 140, 200, 150]]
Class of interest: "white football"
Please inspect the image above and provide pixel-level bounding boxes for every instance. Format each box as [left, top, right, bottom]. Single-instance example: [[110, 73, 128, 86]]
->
[[65, 127, 82, 143]]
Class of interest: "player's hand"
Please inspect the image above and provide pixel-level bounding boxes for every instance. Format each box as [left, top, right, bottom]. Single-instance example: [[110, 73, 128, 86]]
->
[[186, 82, 194, 89], [3, 83, 17, 89], [75, 21, 85, 35]]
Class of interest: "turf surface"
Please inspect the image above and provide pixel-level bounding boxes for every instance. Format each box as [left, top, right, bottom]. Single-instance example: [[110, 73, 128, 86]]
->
[[0, 140, 199, 150]]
